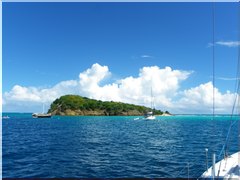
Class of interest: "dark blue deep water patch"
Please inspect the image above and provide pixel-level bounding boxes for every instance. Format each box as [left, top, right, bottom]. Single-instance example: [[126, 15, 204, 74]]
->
[[2, 113, 239, 178]]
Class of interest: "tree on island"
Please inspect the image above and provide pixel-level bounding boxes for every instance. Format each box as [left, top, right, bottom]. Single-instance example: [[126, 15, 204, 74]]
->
[[48, 95, 168, 116]]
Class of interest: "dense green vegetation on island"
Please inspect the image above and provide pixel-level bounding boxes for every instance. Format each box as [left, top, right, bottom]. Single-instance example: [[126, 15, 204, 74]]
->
[[48, 95, 168, 116]]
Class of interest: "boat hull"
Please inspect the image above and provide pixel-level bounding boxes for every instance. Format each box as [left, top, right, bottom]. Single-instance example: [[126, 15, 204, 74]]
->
[[201, 151, 240, 179], [32, 113, 52, 118], [145, 115, 156, 120]]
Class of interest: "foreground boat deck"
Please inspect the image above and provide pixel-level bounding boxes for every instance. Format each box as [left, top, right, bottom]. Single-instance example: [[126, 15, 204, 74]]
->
[[201, 151, 240, 179]]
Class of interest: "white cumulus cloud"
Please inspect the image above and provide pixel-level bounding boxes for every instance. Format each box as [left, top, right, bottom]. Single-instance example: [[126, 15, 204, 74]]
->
[[77, 64, 191, 108], [118, 66, 190, 107], [3, 63, 237, 114], [4, 80, 78, 104], [3, 80, 79, 112], [5, 85, 41, 102], [79, 63, 114, 100], [175, 82, 237, 114]]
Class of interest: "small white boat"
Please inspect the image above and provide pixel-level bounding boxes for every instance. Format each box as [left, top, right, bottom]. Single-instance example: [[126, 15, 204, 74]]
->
[[144, 86, 156, 120], [2, 116, 10, 119], [32, 113, 51, 118], [32, 104, 51, 118], [201, 151, 240, 179], [144, 111, 156, 120], [145, 116, 156, 120]]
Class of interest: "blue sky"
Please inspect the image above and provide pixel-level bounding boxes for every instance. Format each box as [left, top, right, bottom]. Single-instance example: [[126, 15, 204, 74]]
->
[[3, 2, 239, 113]]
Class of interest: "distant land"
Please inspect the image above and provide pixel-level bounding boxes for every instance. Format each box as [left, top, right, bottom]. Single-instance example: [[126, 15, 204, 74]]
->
[[48, 95, 170, 116]]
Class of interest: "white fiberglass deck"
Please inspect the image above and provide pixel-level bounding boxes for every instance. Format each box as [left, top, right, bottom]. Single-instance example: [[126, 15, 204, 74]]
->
[[201, 151, 240, 179]]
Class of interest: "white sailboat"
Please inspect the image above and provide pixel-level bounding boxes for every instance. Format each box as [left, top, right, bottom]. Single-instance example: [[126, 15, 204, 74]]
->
[[32, 104, 51, 118], [201, 151, 240, 179], [200, 3, 240, 179], [144, 86, 156, 120]]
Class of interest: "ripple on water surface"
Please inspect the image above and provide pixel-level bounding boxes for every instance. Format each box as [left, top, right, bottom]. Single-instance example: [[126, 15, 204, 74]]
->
[[2, 114, 239, 178]]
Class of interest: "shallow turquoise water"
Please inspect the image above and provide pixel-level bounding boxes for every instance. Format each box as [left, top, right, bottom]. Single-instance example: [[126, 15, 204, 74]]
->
[[2, 113, 239, 178]]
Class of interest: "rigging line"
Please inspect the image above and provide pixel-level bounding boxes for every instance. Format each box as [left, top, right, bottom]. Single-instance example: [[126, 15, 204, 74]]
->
[[222, 96, 240, 159], [184, 3, 217, 178], [176, 160, 196, 178], [238, 1, 240, 114], [178, 157, 208, 178], [180, 3, 215, 178], [219, 88, 240, 160], [222, 1, 240, 158], [212, 2, 215, 123], [218, 118, 238, 160], [219, 86, 240, 159], [211, 2, 218, 160]]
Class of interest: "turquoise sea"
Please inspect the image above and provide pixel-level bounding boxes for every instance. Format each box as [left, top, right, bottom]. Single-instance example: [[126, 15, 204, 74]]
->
[[2, 113, 239, 178]]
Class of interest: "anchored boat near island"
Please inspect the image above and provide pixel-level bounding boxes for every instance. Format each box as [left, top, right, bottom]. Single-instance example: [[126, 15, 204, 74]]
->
[[32, 104, 51, 118], [144, 86, 156, 120]]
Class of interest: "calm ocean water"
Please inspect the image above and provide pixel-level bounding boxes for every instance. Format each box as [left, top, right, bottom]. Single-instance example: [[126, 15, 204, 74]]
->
[[2, 113, 239, 178]]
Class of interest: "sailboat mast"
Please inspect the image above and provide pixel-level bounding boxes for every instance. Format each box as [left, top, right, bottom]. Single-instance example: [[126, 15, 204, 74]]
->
[[151, 86, 153, 110]]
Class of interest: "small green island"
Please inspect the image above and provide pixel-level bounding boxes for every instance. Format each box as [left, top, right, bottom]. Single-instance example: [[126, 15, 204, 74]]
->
[[48, 95, 170, 116]]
